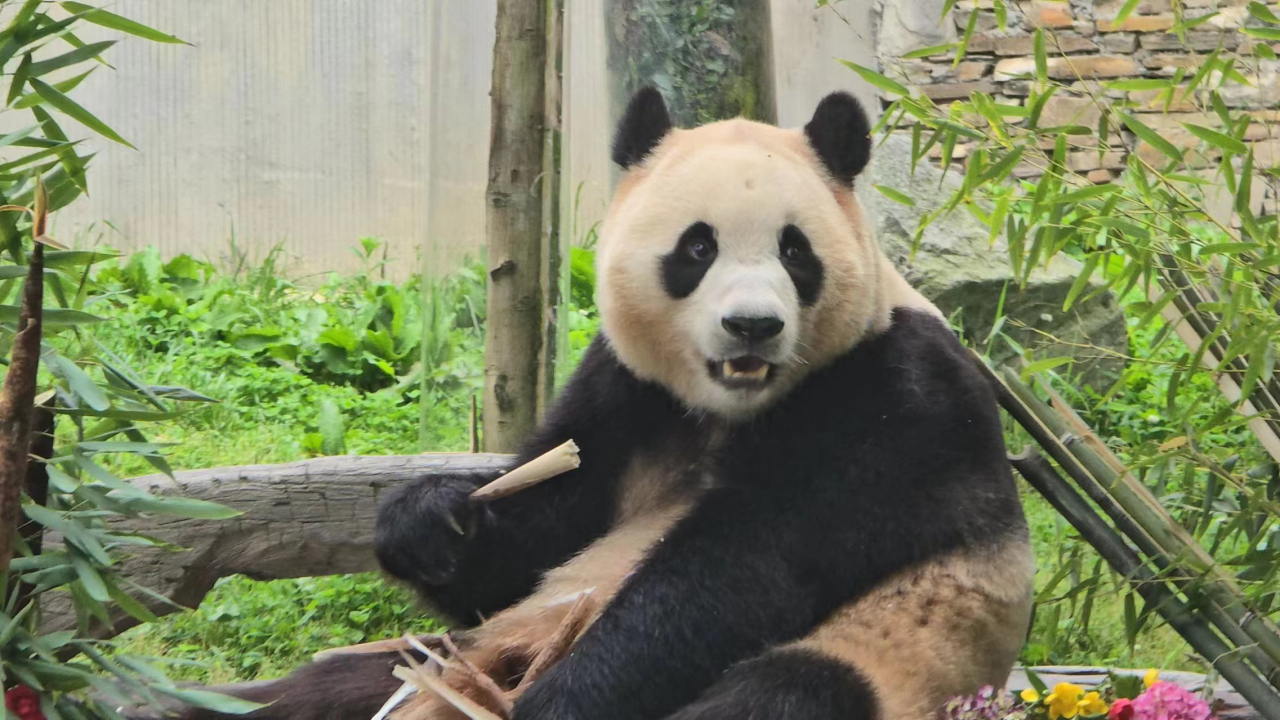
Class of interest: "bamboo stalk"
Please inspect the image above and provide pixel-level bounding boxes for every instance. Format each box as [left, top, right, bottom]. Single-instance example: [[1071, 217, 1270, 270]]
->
[[1010, 448, 1280, 720], [990, 363, 1280, 676], [972, 352, 1280, 686], [470, 439, 579, 503], [1037, 379, 1280, 686]]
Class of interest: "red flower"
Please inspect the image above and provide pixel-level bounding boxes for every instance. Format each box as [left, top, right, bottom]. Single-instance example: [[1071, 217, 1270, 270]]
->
[[4, 685, 46, 720], [1109, 698, 1135, 720]]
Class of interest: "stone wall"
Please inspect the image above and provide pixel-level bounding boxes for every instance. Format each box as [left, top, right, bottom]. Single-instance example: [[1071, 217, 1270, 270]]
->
[[879, 0, 1277, 214]]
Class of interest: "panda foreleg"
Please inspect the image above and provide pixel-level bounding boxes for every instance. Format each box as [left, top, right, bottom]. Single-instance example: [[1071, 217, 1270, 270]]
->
[[662, 648, 878, 720], [376, 338, 683, 623]]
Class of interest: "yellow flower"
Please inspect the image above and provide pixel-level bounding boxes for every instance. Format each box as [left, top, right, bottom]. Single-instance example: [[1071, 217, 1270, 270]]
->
[[1045, 682, 1085, 720], [1077, 691, 1109, 717], [1144, 668, 1159, 688], [1021, 688, 1041, 703]]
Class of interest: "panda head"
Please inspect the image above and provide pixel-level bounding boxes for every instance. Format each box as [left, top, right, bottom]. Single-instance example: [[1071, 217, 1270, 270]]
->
[[598, 88, 893, 419]]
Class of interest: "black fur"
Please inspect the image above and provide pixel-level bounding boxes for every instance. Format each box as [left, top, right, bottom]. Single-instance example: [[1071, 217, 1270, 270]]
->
[[613, 86, 673, 168], [510, 308, 1024, 720], [804, 91, 873, 184], [376, 336, 695, 624], [779, 224, 824, 306], [177, 310, 1023, 720], [170, 651, 410, 720], [666, 649, 880, 720], [661, 221, 718, 299]]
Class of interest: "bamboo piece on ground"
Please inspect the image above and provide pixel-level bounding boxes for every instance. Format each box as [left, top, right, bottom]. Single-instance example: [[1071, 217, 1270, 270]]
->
[[470, 439, 580, 503], [1010, 449, 1280, 720], [312, 633, 442, 661], [995, 365, 1280, 676]]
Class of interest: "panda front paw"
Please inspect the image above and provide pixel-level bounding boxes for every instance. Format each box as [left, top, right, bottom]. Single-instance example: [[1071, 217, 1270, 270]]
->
[[374, 474, 484, 588]]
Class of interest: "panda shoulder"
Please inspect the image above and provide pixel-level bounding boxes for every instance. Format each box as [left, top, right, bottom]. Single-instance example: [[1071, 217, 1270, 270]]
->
[[873, 308, 999, 415]]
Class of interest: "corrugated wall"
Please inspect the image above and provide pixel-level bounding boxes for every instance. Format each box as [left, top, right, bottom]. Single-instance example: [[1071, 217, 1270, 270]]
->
[[48, 0, 876, 277]]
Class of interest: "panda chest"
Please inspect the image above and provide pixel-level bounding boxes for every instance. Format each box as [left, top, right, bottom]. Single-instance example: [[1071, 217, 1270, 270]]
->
[[527, 429, 723, 610]]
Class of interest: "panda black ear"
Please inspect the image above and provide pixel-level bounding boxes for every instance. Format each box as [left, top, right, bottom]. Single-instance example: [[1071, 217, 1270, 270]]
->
[[804, 92, 872, 185], [612, 86, 673, 169]]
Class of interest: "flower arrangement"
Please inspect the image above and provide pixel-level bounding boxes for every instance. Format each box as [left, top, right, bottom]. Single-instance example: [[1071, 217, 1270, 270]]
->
[[939, 670, 1216, 720]]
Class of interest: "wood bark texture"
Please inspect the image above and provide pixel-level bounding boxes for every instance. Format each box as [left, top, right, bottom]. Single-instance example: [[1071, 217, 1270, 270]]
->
[[484, 0, 549, 453], [0, 244, 43, 576], [38, 453, 511, 639]]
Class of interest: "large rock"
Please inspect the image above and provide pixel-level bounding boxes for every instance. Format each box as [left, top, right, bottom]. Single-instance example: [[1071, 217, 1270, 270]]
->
[[860, 134, 1127, 387]]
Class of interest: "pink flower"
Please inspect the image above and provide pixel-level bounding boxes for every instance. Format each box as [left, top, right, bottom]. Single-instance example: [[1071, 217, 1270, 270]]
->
[[1131, 681, 1213, 720], [1109, 698, 1135, 720], [4, 685, 46, 720]]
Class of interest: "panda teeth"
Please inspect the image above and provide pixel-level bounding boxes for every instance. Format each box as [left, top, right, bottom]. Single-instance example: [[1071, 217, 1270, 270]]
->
[[723, 361, 769, 381]]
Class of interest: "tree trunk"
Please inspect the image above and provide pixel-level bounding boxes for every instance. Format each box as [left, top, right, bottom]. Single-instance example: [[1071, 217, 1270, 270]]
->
[[38, 453, 511, 639], [0, 243, 43, 576], [606, 0, 777, 128], [485, 0, 551, 453], [538, 0, 567, 413]]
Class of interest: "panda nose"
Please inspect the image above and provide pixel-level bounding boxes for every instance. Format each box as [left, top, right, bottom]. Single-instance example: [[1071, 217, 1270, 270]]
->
[[722, 315, 784, 342]]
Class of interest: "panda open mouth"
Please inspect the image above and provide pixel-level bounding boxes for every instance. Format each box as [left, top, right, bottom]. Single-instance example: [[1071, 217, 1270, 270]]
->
[[708, 356, 774, 388]]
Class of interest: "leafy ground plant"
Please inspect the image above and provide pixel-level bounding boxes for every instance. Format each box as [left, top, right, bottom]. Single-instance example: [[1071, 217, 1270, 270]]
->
[[0, 3, 273, 716]]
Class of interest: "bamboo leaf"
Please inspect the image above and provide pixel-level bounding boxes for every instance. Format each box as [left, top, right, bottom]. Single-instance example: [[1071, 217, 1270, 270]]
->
[[12, 68, 94, 109], [874, 184, 916, 206], [1244, 26, 1280, 40], [69, 552, 110, 602], [1022, 356, 1072, 380], [1183, 123, 1248, 155], [901, 43, 957, 59], [154, 688, 264, 714], [1119, 112, 1183, 163], [1112, 0, 1142, 24], [114, 493, 242, 520], [58, 2, 188, 44], [0, 304, 103, 325], [1034, 29, 1047, 84], [30, 78, 135, 149], [7, 53, 31, 107], [1063, 253, 1101, 310], [1250, 2, 1280, 23], [27, 40, 114, 77], [47, 353, 111, 410], [838, 59, 910, 97]]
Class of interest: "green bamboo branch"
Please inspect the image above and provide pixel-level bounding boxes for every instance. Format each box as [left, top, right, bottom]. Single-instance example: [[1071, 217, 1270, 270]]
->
[[1010, 448, 1280, 720], [971, 351, 1280, 688]]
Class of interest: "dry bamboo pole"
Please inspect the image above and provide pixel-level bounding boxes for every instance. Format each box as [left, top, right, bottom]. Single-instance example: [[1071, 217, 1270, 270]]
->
[[971, 353, 1280, 687], [996, 366, 1280, 675], [1157, 257, 1280, 441], [1010, 448, 1280, 720]]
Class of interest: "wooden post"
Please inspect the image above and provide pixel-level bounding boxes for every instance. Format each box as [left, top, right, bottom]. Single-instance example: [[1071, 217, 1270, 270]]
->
[[538, 0, 567, 413], [606, 0, 777, 127], [484, 0, 550, 452]]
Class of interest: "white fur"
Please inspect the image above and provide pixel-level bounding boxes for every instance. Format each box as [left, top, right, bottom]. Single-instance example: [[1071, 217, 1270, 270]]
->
[[597, 118, 937, 418]]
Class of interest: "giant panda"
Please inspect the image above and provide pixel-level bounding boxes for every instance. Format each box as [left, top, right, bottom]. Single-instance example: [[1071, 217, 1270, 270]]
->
[[178, 88, 1034, 720]]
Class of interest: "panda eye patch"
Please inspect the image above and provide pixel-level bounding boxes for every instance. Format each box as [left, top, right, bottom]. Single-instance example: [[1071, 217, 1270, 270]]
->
[[661, 222, 718, 299], [779, 224, 824, 307]]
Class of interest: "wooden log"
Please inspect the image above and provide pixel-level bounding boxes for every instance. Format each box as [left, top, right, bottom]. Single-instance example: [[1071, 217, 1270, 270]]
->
[[39, 453, 511, 639]]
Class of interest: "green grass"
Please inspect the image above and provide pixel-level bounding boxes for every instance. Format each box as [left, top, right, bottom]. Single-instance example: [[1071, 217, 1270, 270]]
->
[[94, 242, 1228, 683]]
